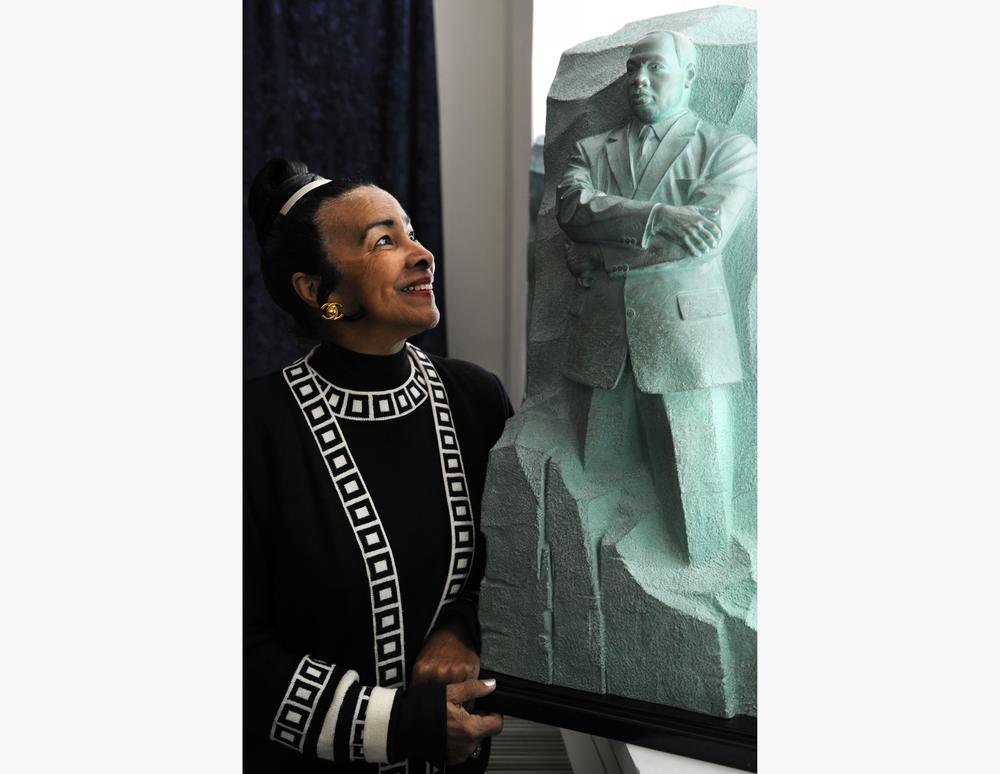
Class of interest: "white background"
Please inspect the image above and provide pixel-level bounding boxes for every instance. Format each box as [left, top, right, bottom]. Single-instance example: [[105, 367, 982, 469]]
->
[[0, 1, 998, 772]]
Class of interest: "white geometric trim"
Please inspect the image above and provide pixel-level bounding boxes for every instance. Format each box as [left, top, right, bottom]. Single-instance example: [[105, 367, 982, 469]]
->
[[362, 686, 398, 763], [349, 686, 373, 761], [316, 669, 359, 761], [269, 655, 334, 753], [283, 346, 469, 774], [283, 359, 407, 694], [303, 345, 428, 422], [410, 347, 476, 637]]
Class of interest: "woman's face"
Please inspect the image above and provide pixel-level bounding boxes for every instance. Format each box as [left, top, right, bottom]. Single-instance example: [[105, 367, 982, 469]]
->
[[314, 186, 439, 347]]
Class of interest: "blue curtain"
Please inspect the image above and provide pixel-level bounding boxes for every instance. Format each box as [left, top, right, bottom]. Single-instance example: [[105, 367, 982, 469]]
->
[[244, 0, 447, 378]]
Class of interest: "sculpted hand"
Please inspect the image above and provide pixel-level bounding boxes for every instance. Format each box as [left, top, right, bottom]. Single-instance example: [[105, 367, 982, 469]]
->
[[446, 679, 504, 764], [565, 241, 602, 286], [651, 204, 723, 256], [411, 620, 480, 687]]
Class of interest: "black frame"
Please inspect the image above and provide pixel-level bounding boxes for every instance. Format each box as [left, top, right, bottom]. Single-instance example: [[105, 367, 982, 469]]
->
[[476, 670, 756, 772]]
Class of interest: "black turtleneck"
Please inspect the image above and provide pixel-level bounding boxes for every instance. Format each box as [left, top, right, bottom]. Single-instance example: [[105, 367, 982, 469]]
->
[[308, 342, 413, 391], [244, 342, 512, 773]]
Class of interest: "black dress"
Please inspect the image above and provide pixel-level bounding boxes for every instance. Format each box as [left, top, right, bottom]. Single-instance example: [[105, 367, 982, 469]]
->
[[244, 342, 512, 774]]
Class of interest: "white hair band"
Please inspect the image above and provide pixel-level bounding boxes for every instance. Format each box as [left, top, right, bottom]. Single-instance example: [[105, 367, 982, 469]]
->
[[279, 177, 331, 216]]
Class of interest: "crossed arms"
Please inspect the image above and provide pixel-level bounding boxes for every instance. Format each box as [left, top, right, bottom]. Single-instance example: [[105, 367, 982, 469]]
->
[[557, 130, 757, 276]]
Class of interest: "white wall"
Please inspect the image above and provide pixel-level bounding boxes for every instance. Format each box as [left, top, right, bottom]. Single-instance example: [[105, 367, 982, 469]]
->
[[433, 0, 531, 406]]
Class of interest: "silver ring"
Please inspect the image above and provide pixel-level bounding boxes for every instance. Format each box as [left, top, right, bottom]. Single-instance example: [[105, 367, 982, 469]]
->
[[470, 743, 482, 759]]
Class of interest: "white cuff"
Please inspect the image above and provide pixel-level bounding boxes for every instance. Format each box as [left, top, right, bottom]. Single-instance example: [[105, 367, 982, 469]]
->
[[316, 670, 359, 761], [361, 686, 399, 763], [641, 203, 662, 249]]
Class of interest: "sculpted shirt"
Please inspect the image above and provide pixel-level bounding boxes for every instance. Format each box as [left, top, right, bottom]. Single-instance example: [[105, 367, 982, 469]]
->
[[627, 112, 686, 184], [244, 343, 512, 774]]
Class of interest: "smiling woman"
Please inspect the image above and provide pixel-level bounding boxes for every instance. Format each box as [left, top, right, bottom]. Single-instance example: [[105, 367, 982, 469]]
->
[[244, 159, 511, 773], [295, 185, 441, 354]]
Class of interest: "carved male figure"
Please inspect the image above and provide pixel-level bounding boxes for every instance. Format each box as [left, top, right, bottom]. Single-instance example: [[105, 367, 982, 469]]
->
[[556, 31, 756, 563]]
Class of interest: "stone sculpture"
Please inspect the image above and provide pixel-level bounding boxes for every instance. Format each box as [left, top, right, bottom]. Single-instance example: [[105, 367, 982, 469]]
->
[[479, 6, 757, 719]]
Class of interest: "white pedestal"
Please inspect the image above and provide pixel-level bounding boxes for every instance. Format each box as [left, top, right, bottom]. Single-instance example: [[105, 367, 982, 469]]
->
[[559, 729, 743, 774]]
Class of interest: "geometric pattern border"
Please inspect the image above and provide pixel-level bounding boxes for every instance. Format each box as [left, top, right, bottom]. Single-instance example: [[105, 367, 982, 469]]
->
[[301, 347, 429, 422], [410, 346, 475, 637], [283, 359, 407, 694], [349, 686, 372, 761], [269, 655, 335, 753], [283, 346, 465, 774]]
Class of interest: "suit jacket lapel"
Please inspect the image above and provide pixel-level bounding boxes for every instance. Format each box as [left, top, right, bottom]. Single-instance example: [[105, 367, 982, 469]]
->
[[603, 126, 632, 196], [634, 111, 700, 201]]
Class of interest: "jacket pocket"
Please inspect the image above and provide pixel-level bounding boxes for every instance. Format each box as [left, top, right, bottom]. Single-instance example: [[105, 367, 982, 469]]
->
[[676, 288, 729, 320]]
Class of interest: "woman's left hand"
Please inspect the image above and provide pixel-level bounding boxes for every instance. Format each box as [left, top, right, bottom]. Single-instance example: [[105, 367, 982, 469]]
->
[[411, 620, 480, 686]]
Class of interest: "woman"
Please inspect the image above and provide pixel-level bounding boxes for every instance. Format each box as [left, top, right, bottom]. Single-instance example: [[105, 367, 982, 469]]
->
[[245, 159, 510, 773]]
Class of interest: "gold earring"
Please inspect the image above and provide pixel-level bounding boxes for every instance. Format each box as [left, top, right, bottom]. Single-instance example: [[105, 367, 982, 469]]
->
[[320, 301, 345, 321]]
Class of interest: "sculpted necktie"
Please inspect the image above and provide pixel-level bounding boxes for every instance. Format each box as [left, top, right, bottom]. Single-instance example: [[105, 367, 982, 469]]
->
[[635, 124, 658, 182]]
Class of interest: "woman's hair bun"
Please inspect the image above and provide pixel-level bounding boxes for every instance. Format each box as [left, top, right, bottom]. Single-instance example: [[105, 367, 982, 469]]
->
[[248, 158, 318, 247]]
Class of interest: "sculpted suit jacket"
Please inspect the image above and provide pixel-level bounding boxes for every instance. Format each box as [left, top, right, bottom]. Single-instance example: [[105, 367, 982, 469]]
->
[[556, 109, 756, 395]]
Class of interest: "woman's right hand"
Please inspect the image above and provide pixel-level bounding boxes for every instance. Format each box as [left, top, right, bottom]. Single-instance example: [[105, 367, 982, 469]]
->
[[445, 678, 504, 764]]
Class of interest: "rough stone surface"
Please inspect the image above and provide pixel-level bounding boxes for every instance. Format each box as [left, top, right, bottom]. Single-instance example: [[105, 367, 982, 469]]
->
[[480, 5, 757, 717]]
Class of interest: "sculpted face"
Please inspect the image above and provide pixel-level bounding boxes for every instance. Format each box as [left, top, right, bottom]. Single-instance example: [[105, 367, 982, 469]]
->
[[625, 32, 695, 124], [314, 186, 439, 346]]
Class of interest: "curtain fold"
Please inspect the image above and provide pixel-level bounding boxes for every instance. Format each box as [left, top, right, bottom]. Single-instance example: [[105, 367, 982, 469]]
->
[[243, 0, 447, 378]]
